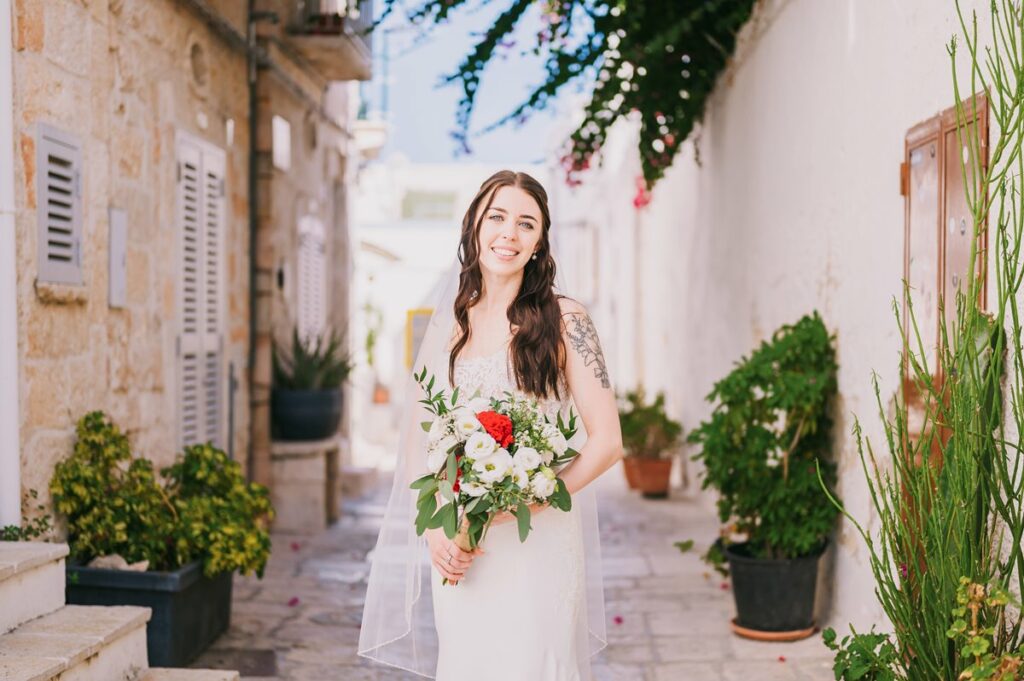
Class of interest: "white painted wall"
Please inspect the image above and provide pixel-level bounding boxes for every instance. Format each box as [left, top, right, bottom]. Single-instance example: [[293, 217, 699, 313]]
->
[[0, 0, 20, 527], [551, 0, 995, 631]]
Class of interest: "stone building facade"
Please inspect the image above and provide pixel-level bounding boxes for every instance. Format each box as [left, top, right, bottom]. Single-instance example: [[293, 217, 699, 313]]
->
[[0, 0, 371, 526]]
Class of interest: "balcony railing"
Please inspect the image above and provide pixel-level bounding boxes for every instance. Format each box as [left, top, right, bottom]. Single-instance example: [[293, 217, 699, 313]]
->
[[286, 0, 373, 81]]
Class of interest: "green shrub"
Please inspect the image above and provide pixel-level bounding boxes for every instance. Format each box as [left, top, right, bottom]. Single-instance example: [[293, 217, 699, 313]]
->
[[822, 627, 899, 681], [51, 411, 273, 577], [619, 389, 682, 459], [688, 312, 840, 559]]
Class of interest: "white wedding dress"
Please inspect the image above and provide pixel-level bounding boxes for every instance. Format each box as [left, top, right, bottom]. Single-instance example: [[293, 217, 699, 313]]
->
[[430, 349, 592, 681]]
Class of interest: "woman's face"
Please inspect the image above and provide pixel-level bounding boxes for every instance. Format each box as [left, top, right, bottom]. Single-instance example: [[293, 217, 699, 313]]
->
[[476, 185, 544, 278]]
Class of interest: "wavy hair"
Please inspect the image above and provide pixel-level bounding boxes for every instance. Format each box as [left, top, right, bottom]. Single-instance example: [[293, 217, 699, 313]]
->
[[448, 170, 564, 399]]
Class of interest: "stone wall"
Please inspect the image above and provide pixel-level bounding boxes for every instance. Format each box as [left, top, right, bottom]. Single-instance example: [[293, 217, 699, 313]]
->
[[13, 0, 251, 507]]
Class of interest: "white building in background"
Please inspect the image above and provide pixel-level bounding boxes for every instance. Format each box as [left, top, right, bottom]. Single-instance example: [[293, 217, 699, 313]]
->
[[548, 0, 994, 633], [350, 155, 546, 465]]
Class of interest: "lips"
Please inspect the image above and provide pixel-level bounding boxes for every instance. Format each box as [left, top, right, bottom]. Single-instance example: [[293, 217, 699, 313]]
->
[[490, 246, 520, 260]]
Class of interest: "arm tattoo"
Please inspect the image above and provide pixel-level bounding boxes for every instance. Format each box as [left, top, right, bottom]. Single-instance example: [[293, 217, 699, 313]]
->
[[564, 313, 611, 389]]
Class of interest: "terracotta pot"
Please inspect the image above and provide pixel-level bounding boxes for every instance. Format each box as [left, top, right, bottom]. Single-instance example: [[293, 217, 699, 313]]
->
[[372, 382, 390, 404], [625, 457, 672, 498]]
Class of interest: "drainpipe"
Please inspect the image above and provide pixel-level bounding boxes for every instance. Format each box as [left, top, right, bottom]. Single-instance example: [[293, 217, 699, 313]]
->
[[0, 0, 22, 527]]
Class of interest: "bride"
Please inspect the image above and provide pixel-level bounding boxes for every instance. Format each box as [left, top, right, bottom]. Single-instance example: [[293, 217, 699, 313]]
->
[[358, 170, 623, 680]]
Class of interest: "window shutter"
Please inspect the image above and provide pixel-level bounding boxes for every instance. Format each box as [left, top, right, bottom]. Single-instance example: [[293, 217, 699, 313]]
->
[[201, 150, 225, 446], [36, 123, 83, 285], [176, 135, 226, 449], [297, 216, 327, 342]]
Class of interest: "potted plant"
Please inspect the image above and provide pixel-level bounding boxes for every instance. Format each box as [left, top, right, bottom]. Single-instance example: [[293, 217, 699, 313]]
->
[[51, 412, 273, 666], [272, 327, 354, 441], [688, 312, 839, 640], [619, 389, 682, 498]]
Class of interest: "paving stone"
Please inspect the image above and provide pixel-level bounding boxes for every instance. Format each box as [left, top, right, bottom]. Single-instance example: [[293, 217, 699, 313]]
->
[[187, 464, 838, 680]]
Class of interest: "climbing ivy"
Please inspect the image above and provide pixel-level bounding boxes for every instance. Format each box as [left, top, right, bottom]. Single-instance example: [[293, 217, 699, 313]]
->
[[373, 0, 757, 189]]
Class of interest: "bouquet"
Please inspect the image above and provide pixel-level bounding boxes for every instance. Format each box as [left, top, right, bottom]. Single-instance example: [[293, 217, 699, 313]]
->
[[409, 368, 579, 573]]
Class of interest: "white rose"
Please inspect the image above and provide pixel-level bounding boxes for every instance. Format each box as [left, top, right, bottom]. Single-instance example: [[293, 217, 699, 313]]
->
[[426, 447, 448, 474], [460, 480, 488, 497], [512, 446, 543, 472], [530, 467, 558, 499], [540, 449, 554, 465], [473, 448, 514, 484], [464, 431, 497, 461], [512, 466, 530, 490], [435, 435, 458, 457], [545, 425, 569, 456], [467, 397, 491, 413], [452, 408, 482, 440], [428, 416, 445, 442]]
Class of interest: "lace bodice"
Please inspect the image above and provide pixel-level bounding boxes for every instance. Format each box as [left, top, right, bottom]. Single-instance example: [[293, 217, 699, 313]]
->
[[453, 349, 571, 421]]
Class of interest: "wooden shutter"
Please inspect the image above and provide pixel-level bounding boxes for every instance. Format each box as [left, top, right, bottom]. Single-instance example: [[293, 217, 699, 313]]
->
[[176, 135, 226, 449], [902, 96, 988, 373], [901, 94, 988, 465], [36, 123, 82, 285], [296, 216, 327, 342]]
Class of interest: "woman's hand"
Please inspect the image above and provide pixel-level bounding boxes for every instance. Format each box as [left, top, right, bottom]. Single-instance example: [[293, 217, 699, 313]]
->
[[425, 527, 484, 584]]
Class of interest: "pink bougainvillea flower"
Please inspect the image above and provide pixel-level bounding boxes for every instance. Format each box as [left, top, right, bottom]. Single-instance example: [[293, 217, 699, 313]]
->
[[720, 581, 730, 591], [287, 597, 300, 607], [290, 541, 301, 552], [612, 615, 624, 625], [778, 655, 787, 663]]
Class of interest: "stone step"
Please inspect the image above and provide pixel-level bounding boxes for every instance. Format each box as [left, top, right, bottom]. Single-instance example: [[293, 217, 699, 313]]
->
[[0, 542, 69, 634], [0, 604, 150, 681], [141, 669, 240, 681]]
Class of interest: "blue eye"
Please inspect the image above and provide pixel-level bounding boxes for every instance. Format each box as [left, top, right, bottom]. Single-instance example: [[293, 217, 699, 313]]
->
[[489, 214, 503, 222], [519, 222, 534, 230]]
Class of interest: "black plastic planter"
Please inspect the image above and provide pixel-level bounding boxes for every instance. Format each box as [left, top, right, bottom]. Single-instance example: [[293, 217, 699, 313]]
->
[[271, 387, 343, 441], [723, 541, 823, 636], [66, 559, 232, 667]]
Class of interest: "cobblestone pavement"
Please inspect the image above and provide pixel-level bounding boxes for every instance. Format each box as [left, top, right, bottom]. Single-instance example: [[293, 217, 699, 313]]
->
[[193, 464, 836, 680]]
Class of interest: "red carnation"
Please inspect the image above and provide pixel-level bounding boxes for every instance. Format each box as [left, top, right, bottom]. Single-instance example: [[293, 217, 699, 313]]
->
[[476, 411, 515, 448]]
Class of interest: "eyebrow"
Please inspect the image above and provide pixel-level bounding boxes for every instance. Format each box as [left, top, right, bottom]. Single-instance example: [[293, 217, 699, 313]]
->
[[488, 207, 538, 222]]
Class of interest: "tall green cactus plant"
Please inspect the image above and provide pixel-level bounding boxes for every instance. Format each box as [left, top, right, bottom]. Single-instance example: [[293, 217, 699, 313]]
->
[[825, 2, 1024, 679]]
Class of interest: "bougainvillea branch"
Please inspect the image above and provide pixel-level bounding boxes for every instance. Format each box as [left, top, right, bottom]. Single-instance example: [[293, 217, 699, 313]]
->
[[373, 0, 758, 189]]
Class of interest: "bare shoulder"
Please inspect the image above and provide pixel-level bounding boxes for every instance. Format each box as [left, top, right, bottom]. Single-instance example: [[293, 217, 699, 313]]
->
[[557, 296, 588, 317], [556, 297, 611, 390]]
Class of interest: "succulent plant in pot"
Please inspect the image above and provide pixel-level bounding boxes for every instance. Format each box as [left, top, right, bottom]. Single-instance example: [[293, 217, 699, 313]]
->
[[687, 311, 840, 639], [272, 327, 354, 441], [619, 389, 683, 498]]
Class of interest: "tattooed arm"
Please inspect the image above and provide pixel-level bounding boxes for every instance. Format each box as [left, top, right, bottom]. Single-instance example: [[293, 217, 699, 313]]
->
[[557, 298, 624, 496]]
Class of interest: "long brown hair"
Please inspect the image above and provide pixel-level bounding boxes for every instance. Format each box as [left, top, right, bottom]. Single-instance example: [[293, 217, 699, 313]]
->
[[448, 170, 565, 399]]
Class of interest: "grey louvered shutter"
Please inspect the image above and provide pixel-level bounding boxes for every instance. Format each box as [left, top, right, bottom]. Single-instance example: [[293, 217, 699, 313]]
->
[[176, 136, 226, 449], [200, 149, 225, 446], [296, 216, 327, 343], [36, 123, 82, 285]]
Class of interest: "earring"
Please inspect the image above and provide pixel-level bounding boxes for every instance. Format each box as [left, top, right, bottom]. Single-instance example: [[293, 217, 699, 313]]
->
[[531, 253, 538, 260]]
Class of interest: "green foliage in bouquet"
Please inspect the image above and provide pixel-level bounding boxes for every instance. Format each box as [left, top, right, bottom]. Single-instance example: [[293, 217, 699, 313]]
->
[[273, 327, 354, 390], [688, 312, 839, 560], [51, 411, 273, 577], [619, 389, 682, 459], [410, 368, 577, 549], [820, 3, 1024, 679]]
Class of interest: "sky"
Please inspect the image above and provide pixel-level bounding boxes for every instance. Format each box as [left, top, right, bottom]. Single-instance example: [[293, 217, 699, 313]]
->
[[365, 2, 585, 164]]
